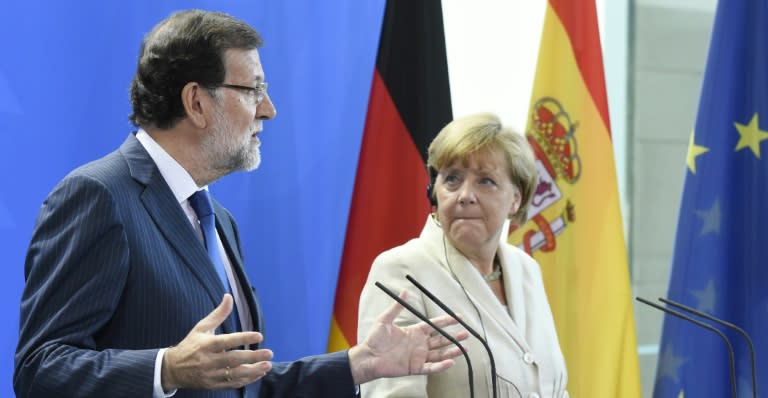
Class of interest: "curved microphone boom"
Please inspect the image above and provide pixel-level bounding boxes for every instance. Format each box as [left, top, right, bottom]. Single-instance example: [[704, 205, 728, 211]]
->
[[658, 297, 757, 398], [375, 281, 475, 398], [636, 296, 737, 398], [406, 274, 498, 398]]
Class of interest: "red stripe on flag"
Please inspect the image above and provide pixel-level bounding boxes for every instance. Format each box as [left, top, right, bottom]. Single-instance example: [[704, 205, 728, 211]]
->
[[331, 70, 430, 344], [549, 0, 612, 137]]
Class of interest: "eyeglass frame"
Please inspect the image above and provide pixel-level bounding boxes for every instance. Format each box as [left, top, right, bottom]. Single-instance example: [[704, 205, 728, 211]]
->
[[211, 82, 268, 105]]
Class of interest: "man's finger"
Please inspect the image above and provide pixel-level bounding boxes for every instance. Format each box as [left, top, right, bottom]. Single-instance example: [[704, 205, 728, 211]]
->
[[210, 332, 266, 353], [417, 314, 459, 334], [221, 348, 274, 367], [426, 330, 469, 350], [426, 344, 465, 363], [205, 347, 274, 375], [193, 294, 234, 333], [417, 359, 455, 375], [376, 289, 410, 325], [427, 333, 455, 349], [227, 361, 274, 386]]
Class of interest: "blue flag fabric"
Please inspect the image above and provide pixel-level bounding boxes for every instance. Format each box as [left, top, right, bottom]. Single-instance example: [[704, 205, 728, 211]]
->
[[654, 0, 768, 397]]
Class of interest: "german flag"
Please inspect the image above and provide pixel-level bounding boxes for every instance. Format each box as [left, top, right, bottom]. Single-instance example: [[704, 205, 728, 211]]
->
[[327, 0, 453, 351], [507, 0, 642, 396]]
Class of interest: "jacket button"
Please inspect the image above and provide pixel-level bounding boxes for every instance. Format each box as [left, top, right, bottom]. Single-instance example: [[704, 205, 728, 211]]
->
[[523, 352, 534, 364]]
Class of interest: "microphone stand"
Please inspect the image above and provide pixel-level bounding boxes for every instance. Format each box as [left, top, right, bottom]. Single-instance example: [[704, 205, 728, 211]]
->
[[636, 297, 737, 398], [406, 275, 498, 398], [658, 297, 757, 398], [375, 282, 474, 398]]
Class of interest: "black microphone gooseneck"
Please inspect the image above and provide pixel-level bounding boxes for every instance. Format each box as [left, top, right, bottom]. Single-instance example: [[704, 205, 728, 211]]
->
[[405, 274, 498, 398], [658, 297, 757, 398], [636, 296, 736, 398], [375, 281, 474, 398]]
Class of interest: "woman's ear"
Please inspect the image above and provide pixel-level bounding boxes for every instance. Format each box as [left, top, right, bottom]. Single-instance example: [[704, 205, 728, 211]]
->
[[508, 187, 522, 219]]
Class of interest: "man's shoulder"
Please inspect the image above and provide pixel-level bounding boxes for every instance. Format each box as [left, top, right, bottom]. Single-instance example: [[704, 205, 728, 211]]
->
[[40, 141, 139, 207], [62, 149, 128, 186]]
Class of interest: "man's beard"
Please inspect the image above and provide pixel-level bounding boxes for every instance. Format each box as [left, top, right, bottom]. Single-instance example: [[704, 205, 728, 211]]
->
[[202, 106, 261, 176]]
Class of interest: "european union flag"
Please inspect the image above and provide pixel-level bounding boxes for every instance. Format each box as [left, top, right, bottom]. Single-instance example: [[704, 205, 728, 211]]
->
[[654, 0, 768, 397]]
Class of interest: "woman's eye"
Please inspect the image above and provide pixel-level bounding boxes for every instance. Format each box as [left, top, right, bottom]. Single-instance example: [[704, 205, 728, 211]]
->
[[480, 177, 496, 185]]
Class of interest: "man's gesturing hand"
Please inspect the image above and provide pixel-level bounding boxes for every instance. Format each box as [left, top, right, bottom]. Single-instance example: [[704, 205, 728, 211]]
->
[[161, 294, 273, 391], [349, 290, 469, 385]]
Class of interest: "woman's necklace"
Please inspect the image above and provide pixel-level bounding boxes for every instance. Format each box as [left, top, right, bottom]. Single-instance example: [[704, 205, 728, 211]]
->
[[483, 259, 502, 282]]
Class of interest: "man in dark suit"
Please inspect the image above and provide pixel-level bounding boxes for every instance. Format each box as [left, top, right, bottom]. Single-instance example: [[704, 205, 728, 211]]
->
[[14, 10, 466, 398]]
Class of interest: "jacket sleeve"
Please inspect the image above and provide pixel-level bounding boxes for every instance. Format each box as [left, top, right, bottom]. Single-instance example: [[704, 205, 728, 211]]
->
[[258, 351, 356, 397], [356, 250, 429, 397], [14, 175, 157, 398]]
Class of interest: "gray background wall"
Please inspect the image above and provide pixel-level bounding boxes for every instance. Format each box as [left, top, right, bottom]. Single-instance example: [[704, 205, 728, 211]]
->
[[630, 1, 715, 396]]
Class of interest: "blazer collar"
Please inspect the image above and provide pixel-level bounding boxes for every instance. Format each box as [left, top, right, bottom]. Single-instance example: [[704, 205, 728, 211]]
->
[[421, 216, 532, 352]]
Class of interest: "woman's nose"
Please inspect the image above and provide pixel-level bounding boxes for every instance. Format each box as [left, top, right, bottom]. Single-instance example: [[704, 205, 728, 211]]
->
[[457, 184, 477, 205]]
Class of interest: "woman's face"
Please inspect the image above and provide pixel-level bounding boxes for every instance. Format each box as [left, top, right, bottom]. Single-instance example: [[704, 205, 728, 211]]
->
[[435, 146, 521, 257]]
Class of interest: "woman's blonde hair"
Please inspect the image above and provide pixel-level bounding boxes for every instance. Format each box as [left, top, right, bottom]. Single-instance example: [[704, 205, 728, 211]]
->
[[427, 112, 538, 225]]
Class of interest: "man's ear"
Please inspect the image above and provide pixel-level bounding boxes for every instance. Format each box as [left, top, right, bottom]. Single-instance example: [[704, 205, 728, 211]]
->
[[181, 82, 210, 129]]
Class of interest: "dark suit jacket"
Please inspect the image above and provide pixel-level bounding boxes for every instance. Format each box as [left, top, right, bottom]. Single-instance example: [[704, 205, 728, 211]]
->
[[15, 134, 355, 398]]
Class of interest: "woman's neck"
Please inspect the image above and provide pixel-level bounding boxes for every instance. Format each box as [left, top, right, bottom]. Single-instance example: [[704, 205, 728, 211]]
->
[[456, 244, 497, 275]]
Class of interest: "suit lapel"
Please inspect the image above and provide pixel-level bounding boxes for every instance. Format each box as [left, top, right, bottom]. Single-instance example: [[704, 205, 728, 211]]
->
[[213, 201, 262, 335], [119, 134, 233, 332]]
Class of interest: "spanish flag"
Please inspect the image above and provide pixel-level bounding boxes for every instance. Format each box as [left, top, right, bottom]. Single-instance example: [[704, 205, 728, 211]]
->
[[506, 0, 642, 396], [327, 0, 452, 351]]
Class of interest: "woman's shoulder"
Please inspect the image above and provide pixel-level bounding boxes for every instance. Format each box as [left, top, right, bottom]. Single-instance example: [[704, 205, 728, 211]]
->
[[500, 241, 536, 261], [373, 235, 434, 264], [368, 236, 447, 281], [499, 242, 543, 275]]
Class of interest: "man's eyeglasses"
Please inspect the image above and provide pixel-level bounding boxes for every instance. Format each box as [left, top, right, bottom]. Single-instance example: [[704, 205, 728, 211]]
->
[[215, 82, 268, 105]]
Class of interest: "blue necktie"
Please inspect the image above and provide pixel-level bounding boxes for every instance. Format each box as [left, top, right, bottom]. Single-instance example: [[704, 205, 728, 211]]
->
[[188, 190, 241, 330]]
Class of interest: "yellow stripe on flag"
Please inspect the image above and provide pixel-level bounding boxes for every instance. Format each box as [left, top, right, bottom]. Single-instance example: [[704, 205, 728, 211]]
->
[[327, 316, 351, 353], [507, 2, 641, 397]]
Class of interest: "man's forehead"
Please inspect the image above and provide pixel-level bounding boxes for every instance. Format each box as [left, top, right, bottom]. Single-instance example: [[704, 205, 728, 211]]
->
[[223, 48, 264, 81]]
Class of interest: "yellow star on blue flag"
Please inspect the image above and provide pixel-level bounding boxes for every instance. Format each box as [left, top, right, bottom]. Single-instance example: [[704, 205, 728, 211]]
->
[[687, 131, 709, 174], [734, 113, 768, 158]]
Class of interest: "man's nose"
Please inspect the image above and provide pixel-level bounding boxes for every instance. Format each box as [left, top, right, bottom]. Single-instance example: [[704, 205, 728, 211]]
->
[[256, 93, 276, 120]]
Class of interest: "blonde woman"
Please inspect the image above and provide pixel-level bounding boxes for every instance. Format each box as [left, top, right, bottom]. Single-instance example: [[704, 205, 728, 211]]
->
[[358, 113, 568, 398]]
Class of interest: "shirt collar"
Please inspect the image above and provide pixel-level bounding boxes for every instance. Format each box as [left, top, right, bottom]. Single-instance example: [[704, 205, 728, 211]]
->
[[135, 129, 206, 203]]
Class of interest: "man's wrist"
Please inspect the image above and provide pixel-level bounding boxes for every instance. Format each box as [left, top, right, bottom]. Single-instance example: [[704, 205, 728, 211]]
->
[[155, 348, 178, 397], [348, 344, 373, 385], [160, 346, 178, 392]]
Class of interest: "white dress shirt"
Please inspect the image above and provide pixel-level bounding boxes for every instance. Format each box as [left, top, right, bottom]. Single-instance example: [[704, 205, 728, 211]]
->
[[135, 130, 253, 397]]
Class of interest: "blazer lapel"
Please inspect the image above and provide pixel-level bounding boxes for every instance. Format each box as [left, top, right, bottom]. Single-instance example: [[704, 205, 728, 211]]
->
[[119, 134, 232, 331], [436, 224, 532, 353], [499, 246, 529, 334]]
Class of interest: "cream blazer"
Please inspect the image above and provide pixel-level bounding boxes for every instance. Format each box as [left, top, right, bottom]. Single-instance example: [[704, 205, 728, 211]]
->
[[358, 216, 568, 398]]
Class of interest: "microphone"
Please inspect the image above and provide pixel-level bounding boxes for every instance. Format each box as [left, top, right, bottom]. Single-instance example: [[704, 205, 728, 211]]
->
[[375, 281, 475, 398], [658, 297, 757, 398], [405, 274, 498, 398], [636, 296, 737, 398]]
